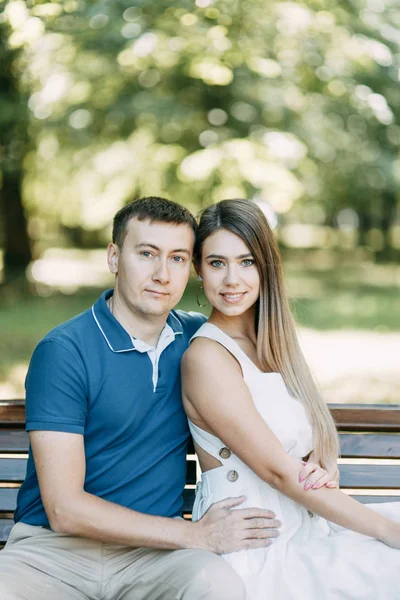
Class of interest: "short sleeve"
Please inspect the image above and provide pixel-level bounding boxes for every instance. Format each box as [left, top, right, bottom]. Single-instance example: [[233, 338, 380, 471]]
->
[[25, 338, 88, 434]]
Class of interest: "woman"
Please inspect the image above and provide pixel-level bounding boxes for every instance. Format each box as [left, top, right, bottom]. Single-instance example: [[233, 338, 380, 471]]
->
[[181, 199, 400, 599]]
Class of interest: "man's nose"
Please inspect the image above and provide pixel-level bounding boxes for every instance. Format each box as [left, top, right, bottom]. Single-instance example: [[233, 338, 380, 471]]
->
[[153, 259, 170, 283]]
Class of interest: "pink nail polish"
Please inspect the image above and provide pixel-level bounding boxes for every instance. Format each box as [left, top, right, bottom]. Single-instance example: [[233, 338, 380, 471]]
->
[[304, 482, 311, 491], [312, 482, 321, 489]]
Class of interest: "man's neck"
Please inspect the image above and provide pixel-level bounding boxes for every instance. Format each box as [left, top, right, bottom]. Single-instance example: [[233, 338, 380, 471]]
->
[[108, 293, 168, 347]]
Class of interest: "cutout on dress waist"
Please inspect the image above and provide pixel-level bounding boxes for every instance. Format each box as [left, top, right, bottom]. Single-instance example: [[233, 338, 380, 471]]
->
[[193, 440, 223, 472]]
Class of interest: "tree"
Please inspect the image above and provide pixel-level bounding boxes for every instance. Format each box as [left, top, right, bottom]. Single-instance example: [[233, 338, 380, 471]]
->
[[0, 10, 32, 284], [1, 0, 399, 277]]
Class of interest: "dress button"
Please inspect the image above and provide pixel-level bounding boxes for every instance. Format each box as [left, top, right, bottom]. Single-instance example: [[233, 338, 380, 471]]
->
[[307, 510, 319, 520], [227, 470, 239, 482], [219, 447, 231, 459]]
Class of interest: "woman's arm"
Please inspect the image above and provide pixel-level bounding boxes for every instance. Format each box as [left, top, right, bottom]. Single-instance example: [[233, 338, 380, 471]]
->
[[181, 338, 400, 549], [299, 452, 339, 489]]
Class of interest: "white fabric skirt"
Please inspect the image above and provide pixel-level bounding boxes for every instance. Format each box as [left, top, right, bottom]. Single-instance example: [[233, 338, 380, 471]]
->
[[192, 466, 400, 600]]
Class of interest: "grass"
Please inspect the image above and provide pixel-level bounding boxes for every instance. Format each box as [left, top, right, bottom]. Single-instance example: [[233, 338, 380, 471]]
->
[[0, 254, 399, 398], [287, 266, 400, 332]]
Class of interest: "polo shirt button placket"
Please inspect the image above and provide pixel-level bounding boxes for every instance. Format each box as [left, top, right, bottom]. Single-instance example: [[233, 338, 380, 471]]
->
[[154, 356, 160, 391], [148, 348, 157, 392]]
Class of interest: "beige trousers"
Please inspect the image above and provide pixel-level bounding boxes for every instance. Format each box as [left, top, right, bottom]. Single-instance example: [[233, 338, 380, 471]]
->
[[0, 523, 245, 600]]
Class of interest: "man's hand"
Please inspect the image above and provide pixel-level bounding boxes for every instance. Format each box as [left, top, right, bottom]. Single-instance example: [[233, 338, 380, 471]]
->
[[193, 496, 281, 555]]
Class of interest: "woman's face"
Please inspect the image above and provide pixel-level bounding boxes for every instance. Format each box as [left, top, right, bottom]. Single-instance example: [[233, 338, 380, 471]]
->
[[199, 228, 260, 318]]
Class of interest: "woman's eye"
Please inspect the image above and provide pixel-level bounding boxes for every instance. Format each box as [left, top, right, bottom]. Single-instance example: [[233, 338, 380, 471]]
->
[[140, 251, 152, 258], [242, 259, 255, 267], [172, 256, 185, 263], [210, 260, 224, 268]]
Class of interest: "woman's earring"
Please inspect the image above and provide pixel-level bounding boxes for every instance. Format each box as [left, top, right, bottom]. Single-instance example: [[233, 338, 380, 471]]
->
[[196, 283, 208, 308]]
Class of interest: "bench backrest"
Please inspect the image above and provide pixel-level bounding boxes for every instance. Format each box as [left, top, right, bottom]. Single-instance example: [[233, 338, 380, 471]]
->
[[1, 401, 400, 546]]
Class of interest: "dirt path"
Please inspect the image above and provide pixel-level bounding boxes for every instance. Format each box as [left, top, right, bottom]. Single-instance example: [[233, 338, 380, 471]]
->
[[299, 329, 400, 404]]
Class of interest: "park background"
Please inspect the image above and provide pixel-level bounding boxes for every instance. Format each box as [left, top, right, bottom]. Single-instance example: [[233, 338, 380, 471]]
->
[[0, 0, 399, 405]]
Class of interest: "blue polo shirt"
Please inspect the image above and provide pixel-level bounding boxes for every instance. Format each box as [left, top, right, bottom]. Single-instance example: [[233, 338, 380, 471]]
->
[[14, 290, 205, 527]]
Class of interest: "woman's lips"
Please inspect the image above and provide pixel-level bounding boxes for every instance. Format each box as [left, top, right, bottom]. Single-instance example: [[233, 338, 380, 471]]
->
[[220, 292, 247, 304]]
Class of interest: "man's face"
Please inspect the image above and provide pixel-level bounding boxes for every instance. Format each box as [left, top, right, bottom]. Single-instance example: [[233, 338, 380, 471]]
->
[[108, 218, 194, 319]]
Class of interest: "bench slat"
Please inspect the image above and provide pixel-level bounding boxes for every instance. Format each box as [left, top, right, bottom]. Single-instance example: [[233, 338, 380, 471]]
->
[[1, 460, 400, 489], [0, 401, 25, 426], [331, 405, 400, 432], [339, 433, 400, 458], [3, 402, 400, 430], [351, 495, 400, 504], [0, 459, 27, 482], [339, 464, 400, 489], [0, 518, 14, 546], [0, 431, 29, 453], [1, 431, 400, 459], [0, 488, 19, 512]]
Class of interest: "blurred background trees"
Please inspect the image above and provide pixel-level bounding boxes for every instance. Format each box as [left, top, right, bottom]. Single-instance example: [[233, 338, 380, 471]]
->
[[0, 0, 399, 402], [1, 0, 400, 285]]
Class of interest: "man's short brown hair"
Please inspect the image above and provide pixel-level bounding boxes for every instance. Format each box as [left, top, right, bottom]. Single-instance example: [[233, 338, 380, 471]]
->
[[112, 196, 197, 248]]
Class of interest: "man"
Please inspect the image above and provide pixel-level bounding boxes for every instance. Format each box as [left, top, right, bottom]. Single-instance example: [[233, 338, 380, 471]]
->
[[0, 197, 280, 599]]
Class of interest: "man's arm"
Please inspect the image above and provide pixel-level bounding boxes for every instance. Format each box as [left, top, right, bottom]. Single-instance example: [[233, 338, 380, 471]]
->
[[30, 430, 280, 554]]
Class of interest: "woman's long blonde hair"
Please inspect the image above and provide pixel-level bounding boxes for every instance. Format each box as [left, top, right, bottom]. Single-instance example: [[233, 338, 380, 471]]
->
[[194, 199, 339, 469]]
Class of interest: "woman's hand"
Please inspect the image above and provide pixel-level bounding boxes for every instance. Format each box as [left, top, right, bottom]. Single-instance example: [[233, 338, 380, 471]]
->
[[299, 454, 339, 491]]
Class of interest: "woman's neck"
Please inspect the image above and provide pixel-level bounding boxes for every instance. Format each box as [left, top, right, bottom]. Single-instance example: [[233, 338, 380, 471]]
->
[[208, 308, 257, 344]]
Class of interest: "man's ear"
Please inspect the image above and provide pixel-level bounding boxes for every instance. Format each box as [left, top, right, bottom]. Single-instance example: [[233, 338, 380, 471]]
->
[[107, 243, 119, 274]]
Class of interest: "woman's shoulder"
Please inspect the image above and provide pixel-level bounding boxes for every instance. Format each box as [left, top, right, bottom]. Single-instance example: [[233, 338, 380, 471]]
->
[[183, 333, 222, 366], [182, 330, 242, 377]]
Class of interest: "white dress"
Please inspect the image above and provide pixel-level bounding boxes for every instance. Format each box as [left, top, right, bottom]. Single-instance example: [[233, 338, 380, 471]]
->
[[189, 323, 400, 600]]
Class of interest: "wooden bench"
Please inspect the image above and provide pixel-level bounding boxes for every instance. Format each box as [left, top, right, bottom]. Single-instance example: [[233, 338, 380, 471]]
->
[[1, 400, 400, 548]]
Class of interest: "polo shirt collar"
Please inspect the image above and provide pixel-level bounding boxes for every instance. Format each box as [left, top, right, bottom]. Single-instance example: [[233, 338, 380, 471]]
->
[[91, 289, 183, 353]]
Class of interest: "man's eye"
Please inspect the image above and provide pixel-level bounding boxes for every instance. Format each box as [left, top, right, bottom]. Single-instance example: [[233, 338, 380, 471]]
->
[[172, 256, 185, 263], [141, 251, 152, 258]]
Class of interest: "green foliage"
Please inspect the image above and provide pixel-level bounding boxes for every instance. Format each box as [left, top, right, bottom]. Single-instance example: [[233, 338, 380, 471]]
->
[[1, 0, 400, 249]]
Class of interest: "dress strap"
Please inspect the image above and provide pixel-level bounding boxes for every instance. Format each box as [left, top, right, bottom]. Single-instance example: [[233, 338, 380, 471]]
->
[[188, 421, 221, 461], [190, 322, 259, 379], [188, 420, 234, 465]]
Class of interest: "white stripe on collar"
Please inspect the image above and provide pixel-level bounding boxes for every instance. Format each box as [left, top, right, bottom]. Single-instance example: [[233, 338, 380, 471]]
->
[[91, 305, 137, 353]]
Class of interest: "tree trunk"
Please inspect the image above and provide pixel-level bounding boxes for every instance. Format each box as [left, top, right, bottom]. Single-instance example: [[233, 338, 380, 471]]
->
[[0, 170, 32, 284], [0, 23, 32, 286], [358, 210, 372, 248], [376, 191, 398, 262]]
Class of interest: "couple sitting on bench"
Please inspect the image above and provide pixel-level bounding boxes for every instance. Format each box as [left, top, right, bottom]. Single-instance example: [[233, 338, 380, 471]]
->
[[0, 196, 399, 600]]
